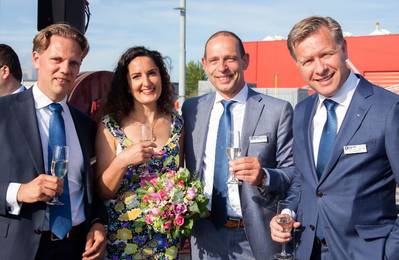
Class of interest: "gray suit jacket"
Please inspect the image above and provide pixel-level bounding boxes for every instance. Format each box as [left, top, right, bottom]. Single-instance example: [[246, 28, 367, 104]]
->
[[182, 87, 294, 260]]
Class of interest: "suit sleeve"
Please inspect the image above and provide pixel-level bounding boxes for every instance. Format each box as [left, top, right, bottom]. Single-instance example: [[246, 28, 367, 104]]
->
[[263, 101, 295, 193], [384, 101, 399, 259]]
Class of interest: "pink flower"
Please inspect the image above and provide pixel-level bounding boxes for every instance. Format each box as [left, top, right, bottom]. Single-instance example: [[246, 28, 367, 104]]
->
[[163, 221, 172, 230], [151, 208, 160, 216], [174, 214, 185, 226], [159, 190, 168, 200], [186, 187, 197, 200], [143, 195, 150, 203], [167, 170, 176, 178], [177, 180, 185, 187], [150, 178, 158, 186], [174, 203, 187, 214], [145, 214, 154, 224]]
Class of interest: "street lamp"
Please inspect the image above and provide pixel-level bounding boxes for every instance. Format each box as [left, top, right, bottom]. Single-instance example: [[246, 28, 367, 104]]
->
[[174, 0, 186, 110]]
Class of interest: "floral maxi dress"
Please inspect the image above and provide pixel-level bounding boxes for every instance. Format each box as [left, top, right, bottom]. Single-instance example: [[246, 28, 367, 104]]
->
[[102, 112, 183, 260]]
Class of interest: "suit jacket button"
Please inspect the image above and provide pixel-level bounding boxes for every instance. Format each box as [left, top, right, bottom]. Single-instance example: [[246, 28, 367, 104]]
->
[[316, 191, 323, 197], [310, 225, 315, 231]]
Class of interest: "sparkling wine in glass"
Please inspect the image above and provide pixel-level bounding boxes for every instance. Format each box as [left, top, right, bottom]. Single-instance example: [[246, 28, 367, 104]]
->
[[272, 200, 294, 260], [226, 130, 241, 184], [47, 145, 69, 206], [140, 124, 153, 173]]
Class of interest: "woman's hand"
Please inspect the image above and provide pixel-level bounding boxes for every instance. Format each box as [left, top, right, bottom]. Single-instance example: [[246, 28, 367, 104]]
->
[[117, 141, 157, 167]]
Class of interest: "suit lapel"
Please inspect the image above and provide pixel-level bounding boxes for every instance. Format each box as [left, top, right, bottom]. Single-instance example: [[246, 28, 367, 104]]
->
[[241, 88, 264, 155], [12, 88, 45, 173], [69, 105, 90, 179], [304, 95, 319, 183], [195, 93, 215, 180], [319, 79, 373, 183]]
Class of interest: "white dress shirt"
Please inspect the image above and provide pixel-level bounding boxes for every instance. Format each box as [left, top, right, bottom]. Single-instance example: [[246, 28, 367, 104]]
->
[[203, 85, 248, 218], [312, 72, 359, 166], [6, 84, 86, 228]]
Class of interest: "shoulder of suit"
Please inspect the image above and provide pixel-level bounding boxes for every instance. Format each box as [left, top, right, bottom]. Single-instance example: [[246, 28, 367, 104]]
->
[[182, 92, 212, 110]]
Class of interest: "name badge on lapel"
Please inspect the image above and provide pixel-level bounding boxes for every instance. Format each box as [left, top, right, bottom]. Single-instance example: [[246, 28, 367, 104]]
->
[[343, 144, 367, 155], [249, 135, 268, 144]]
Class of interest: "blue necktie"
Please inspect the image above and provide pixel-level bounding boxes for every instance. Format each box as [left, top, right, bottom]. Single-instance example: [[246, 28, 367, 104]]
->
[[315, 99, 337, 239], [211, 100, 235, 227], [48, 103, 72, 239], [316, 99, 338, 178]]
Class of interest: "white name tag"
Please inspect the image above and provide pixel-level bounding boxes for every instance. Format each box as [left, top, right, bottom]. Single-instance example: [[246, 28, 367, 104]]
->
[[249, 135, 268, 144], [343, 144, 367, 154]]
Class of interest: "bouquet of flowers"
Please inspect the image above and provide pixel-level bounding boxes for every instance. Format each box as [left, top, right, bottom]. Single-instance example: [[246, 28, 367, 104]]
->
[[135, 168, 209, 239]]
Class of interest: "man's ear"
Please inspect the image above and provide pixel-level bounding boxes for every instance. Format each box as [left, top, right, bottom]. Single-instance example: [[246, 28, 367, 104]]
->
[[0, 65, 10, 80], [242, 53, 249, 70], [32, 51, 40, 69]]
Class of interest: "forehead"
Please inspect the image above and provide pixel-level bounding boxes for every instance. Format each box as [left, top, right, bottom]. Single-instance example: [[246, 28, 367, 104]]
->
[[43, 35, 83, 58], [128, 56, 158, 71], [205, 35, 240, 57], [294, 28, 337, 57]]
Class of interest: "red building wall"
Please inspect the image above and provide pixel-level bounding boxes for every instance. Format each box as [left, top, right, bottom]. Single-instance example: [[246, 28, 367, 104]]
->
[[243, 34, 399, 88]]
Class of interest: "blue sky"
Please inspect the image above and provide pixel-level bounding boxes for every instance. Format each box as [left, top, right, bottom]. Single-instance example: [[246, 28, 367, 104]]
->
[[1, 0, 398, 81]]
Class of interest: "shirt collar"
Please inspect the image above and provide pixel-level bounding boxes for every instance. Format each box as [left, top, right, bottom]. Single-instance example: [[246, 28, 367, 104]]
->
[[214, 84, 248, 104], [317, 72, 359, 109], [32, 83, 68, 110], [11, 85, 26, 94]]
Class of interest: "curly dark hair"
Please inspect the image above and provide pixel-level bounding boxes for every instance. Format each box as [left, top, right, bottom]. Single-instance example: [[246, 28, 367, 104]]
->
[[102, 46, 176, 123]]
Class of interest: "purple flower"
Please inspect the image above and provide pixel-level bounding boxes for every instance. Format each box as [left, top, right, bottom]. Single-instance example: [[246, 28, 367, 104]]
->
[[174, 203, 187, 214], [186, 187, 197, 200]]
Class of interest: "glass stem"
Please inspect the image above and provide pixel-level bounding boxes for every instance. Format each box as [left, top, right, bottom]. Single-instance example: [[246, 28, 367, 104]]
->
[[281, 243, 288, 256]]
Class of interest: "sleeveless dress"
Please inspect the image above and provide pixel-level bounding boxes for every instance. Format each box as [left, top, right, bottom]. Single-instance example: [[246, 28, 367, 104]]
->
[[102, 112, 183, 260]]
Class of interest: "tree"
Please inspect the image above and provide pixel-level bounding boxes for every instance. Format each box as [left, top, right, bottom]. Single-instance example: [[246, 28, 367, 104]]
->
[[185, 60, 207, 98]]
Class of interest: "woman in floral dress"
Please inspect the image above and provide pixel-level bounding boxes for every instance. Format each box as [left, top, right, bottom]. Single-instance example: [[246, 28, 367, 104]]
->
[[95, 47, 183, 259]]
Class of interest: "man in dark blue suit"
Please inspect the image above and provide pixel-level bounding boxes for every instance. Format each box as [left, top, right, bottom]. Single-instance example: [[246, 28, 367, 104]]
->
[[270, 16, 399, 259], [0, 24, 106, 260]]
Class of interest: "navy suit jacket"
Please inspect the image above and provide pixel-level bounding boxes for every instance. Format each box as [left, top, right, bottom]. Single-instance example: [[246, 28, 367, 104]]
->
[[0, 88, 106, 260], [290, 75, 399, 260], [183, 87, 294, 260]]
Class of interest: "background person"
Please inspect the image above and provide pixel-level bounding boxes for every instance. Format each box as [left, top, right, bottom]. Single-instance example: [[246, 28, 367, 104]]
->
[[0, 43, 25, 96]]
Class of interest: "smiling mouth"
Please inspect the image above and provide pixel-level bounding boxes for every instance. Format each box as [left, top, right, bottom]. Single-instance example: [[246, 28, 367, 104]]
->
[[55, 78, 69, 84], [314, 72, 334, 82], [141, 88, 155, 94], [217, 75, 233, 83]]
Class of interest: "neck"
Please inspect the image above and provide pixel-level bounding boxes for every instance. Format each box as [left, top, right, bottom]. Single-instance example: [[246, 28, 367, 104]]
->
[[0, 80, 20, 96], [132, 102, 160, 125]]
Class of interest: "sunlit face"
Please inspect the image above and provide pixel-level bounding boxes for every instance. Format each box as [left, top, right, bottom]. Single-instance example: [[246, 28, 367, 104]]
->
[[293, 26, 350, 98], [32, 35, 83, 102], [202, 35, 249, 99], [127, 56, 162, 106]]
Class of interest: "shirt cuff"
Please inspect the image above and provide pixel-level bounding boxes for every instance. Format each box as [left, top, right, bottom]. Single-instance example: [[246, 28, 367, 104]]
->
[[261, 168, 271, 187], [6, 183, 23, 215]]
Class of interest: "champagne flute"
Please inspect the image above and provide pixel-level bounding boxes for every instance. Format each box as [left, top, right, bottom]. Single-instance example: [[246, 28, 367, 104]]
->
[[140, 124, 153, 173], [47, 145, 69, 205], [272, 200, 294, 260], [226, 130, 241, 184]]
